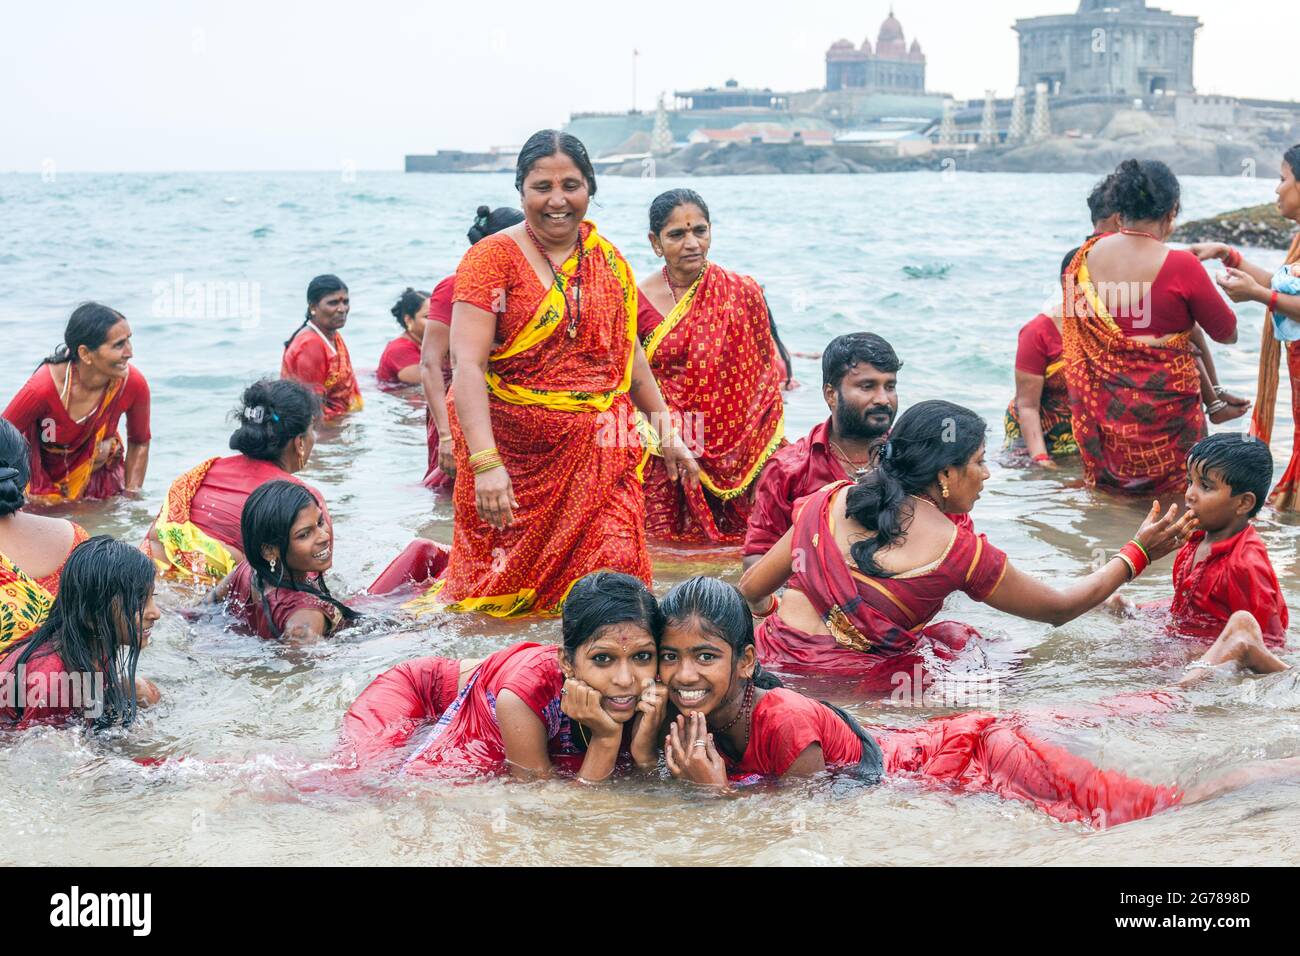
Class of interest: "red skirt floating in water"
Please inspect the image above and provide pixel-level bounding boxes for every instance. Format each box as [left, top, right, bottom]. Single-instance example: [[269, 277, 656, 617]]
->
[[875, 711, 1183, 828], [341, 642, 632, 777]]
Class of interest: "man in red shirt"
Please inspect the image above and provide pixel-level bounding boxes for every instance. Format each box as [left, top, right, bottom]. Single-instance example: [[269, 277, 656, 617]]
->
[[742, 333, 900, 570]]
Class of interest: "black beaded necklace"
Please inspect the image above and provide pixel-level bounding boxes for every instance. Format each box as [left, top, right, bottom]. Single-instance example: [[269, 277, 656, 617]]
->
[[525, 222, 584, 338]]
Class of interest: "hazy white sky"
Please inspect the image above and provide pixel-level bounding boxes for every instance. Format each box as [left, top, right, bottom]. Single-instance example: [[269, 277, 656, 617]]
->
[[2, 0, 1288, 171]]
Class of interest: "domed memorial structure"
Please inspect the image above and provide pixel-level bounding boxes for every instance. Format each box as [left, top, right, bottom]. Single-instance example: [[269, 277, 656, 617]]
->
[[825, 8, 926, 93]]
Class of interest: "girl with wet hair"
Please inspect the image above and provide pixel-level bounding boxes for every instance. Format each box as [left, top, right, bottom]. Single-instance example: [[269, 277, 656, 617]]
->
[[656, 576, 1300, 826], [144, 379, 327, 587], [406, 130, 697, 619], [343, 570, 667, 779], [212, 480, 357, 643], [421, 205, 525, 488], [636, 188, 789, 545], [2, 302, 151, 501], [0, 536, 161, 730], [281, 274, 363, 420], [740, 400, 1195, 682], [211, 479, 445, 641], [378, 288, 430, 387], [0, 420, 90, 649]]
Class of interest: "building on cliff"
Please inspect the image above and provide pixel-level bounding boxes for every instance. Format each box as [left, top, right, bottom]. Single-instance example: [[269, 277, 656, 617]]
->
[[1013, 0, 1199, 97], [825, 8, 925, 93]]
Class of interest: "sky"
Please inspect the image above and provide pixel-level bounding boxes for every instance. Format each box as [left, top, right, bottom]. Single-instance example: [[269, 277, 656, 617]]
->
[[2, 0, 1291, 172]]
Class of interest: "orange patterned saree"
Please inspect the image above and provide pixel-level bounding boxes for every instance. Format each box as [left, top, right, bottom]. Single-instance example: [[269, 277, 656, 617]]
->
[[406, 222, 650, 618], [1061, 236, 1205, 496], [640, 264, 785, 543]]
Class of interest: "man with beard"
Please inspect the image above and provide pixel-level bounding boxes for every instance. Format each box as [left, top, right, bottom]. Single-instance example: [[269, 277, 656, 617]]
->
[[742, 333, 900, 572]]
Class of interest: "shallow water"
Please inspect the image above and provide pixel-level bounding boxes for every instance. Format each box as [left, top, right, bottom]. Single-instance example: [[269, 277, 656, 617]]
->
[[1, 170, 1298, 865]]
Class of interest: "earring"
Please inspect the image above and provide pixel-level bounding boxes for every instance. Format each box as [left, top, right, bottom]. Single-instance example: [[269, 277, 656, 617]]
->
[[269, 558, 277, 574], [940, 479, 950, 499]]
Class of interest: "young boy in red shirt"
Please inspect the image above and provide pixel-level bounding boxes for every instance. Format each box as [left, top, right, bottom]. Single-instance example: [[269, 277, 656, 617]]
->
[[1170, 433, 1289, 650]]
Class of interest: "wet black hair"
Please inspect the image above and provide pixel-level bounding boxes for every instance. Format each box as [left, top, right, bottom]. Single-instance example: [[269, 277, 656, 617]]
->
[[390, 287, 429, 329], [1187, 433, 1274, 518], [40, 302, 127, 368], [284, 274, 348, 349], [468, 205, 524, 245], [239, 480, 357, 639], [228, 379, 321, 463], [0, 419, 31, 518], [514, 130, 597, 198], [648, 188, 709, 235], [560, 571, 662, 660], [1086, 173, 1118, 226], [1107, 158, 1180, 223], [1061, 246, 1081, 279], [1285, 145, 1300, 182], [821, 332, 902, 391], [659, 576, 783, 690], [845, 400, 986, 577], [7, 536, 154, 731]]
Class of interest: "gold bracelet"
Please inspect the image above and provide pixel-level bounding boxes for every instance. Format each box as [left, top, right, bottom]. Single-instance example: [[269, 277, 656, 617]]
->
[[467, 447, 500, 467]]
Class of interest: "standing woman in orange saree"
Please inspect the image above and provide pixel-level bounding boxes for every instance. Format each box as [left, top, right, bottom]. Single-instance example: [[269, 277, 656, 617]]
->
[[2, 303, 151, 503], [281, 275, 363, 421], [636, 189, 787, 543], [1062, 160, 1237, 496], [1190, 144, 1300, 510], [408, 130, 699, 618]]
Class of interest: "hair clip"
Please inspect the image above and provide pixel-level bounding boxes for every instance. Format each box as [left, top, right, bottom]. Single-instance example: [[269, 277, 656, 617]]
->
[[243, 406, 265, 424]]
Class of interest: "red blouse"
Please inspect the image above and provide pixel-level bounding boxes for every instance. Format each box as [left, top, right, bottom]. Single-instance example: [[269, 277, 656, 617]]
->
[[3, 364, 151, 447], [377, 334, 422, 385], [1014, 313, 1063, 376], [1170, 526, 1288, 646], [728, 688, 863, 779], [1100, 249, 1237, 340], [186, 455, 329, 553], [222, 561, 345, 641], [428, 274, 455, 327], [281, 325, 362, 419], [0, 648, 80, 728]]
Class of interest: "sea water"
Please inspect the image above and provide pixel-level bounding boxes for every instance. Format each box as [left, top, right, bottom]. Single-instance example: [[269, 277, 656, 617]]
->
[[0, 170, 1297, 865]]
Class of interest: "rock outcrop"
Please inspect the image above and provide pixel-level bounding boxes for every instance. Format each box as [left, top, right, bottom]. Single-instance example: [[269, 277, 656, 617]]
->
[[1171, 203, 1296, 250]]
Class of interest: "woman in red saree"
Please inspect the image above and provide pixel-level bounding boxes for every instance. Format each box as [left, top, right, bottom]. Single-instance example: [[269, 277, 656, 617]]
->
[[420, 206, 525, 490], [738, 401, 1194, 686], [1062, 160, 1237, 496], [281, 275, 363, 420], [144, 379, 329, 588], [3, 303, 151, 502], [1004, 304, 1077, 467], [0, 421, 89, 650], [636, 188, 786, 543], [1191, 145, 1300, 510], [377, 288, 428, 386], [407, 131, 697, 618]]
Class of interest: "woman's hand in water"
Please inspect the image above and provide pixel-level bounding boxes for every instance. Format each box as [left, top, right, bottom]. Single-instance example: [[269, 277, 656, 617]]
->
[[560, 678, 622, 741], [135, 677, 161, 708], [474, 465, 517, 530], [629, 678, 667, 770], [1132, 500, 1199, 562], [437, 440, 457, 479], [664, 713, 727, 787]]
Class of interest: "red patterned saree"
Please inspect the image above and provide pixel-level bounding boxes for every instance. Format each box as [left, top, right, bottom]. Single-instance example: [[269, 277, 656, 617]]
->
[[1061, 236, 1205, 496], [640, 264, 785, 543], [1250, 234, 1300, 510]]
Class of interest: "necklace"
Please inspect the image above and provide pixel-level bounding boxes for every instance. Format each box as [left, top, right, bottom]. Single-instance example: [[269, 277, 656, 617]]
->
[[1119, 228, 1163, 242], [910, 492, 945, 513], [715, 679, 754, 736], [662, 263, 707, 305], [60, 362, 108, 426], [829, 438, 872, 479], [525, 222, 584, 338]]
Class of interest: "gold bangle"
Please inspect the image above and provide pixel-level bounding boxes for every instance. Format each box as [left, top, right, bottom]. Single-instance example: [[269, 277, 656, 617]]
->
[[1116, 553, 1137, 581], [468, 447, 500, 466]]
